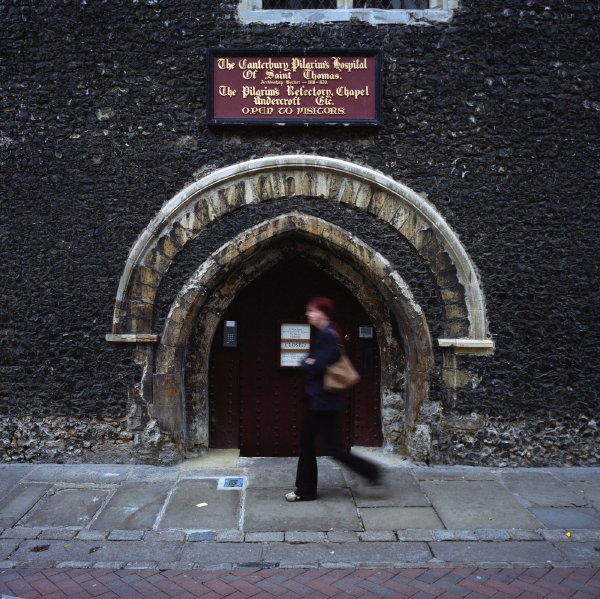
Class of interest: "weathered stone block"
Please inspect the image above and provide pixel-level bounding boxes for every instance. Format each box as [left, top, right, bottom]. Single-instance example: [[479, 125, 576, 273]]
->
[[445, 303, 469, 320], [366, 188, 388, 218], [390, 204, 412, 231], [170, 221, 194, 249], [406, 424, 432, 462], [284, 174, 295, 196], [374, 191, 399, 222], [440, 285, 465, 304], [205, 191, 228, 220], [143, 247, 171, 275], [158, 235, 179, 260], [396, 211, 420, 246], [127, 301, 154, 326], [443, 318, 470, 338], [285, 531, 326, 543], [193, 198, 212, 228], [442, 368, 475, 389], [301, 171, 317, 197]]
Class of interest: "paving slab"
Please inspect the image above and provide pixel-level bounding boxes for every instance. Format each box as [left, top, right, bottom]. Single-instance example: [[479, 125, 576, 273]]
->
[[157, 479, 240, 531], [0, 527, 42, 539], [358, 530, 396, 541], [238, 457, 299, 468], [412, 467, 498, 481], [421, 480, 544, 529], [0, 540, 20, 561], [550, 468, 600, 482], [145, 530, 186, 541], [0, 465, 35, 502], [77, 530, 107, 540], [24, 464, 130, 484], [248, 467, 344, 488], [107, 530, 145, 540], [360, 507, 444, 530], [216, 530, 245, 542], [245, 532, 283, 542], [327, 531, 359, 542], [179, 449, 240, 469], [178, 468, 246, 479], [0, 484, 50, 527], [346, 468, 430, 507], [568, 481, 600, 509], [285, 531, 326, 543], [262, 541, 431, 566], [244, 486, 360, 532], [180, 542, 263, 566], [501, 471, 587, 507], [529, 507, 600, 529], [18, 488, 109, 528], [125, 466, 179, 482], [90, 482, 171, 530], [553, 541, 600, 563], [429, 541, 566, 564], [10, 539, 184, 565], [38, 529, 78, 541]]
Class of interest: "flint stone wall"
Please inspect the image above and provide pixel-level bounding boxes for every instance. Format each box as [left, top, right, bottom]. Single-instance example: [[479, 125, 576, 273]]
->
[[1, 0, 598, 465]]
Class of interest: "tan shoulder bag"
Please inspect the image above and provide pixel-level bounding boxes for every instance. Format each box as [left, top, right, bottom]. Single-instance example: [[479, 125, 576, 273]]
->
[[323, 345, 360, 391]]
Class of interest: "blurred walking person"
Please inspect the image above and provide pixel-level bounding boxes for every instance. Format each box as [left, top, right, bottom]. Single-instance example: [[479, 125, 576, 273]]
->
[[285, 297, 381, 502]]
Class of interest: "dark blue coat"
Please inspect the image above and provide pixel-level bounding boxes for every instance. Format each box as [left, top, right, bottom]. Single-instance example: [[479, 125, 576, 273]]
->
[[300, 324, 342, 411]]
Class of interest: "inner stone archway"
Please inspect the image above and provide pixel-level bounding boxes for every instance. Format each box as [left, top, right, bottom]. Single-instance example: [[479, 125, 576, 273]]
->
[[155, 214, 432, 454]]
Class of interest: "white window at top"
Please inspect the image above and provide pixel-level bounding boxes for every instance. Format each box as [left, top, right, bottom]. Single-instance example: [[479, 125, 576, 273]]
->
[[238, 0, 458, 25]]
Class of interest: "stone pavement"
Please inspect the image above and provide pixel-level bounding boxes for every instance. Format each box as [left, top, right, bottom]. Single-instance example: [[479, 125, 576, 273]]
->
[[1, 454, 599, 597], [1, 455, 599, 570]]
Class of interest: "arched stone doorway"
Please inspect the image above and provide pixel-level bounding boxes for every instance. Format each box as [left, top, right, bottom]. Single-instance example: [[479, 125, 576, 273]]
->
[[154, 215, 431, 454], [107, 155, 494, 461]]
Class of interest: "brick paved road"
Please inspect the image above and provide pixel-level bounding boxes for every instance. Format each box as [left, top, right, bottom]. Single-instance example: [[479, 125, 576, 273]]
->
[[1, 566, 599, 598]]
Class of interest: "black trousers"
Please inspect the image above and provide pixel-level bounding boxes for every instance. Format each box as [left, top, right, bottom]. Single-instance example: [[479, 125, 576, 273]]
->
[[295, 408, 380, 499]]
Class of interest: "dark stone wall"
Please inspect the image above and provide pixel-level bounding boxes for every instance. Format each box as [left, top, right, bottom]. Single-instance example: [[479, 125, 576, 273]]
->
[[1, 0, 598, 463]]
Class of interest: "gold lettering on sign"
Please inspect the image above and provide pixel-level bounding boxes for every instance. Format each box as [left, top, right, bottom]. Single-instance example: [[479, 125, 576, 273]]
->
[[336, 86, 370, 98], [332, 57, 368, 72], [217, 58, 235, 71], [242, 87, 279, 98], [213, 54, 377, 122], [218, 85, 237, 97]]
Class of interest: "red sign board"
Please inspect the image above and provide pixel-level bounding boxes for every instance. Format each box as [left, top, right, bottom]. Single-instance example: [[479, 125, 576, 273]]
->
[[207, 49, 382, 126]]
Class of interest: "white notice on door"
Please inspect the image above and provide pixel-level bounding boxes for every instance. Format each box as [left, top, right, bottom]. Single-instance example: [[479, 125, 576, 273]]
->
[[280, 323, 310, 367]]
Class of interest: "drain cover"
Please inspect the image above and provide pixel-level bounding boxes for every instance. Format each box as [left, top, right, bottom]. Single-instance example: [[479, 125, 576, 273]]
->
[[218, 476, 246, 489]]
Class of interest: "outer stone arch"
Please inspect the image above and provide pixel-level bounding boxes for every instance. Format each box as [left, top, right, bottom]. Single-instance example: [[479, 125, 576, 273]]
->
[[153, 213, 433, 451], [110, 155, 494, 351]]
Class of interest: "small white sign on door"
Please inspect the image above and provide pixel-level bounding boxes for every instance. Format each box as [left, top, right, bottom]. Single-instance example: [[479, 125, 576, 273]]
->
[[280, 323, 311, 367]]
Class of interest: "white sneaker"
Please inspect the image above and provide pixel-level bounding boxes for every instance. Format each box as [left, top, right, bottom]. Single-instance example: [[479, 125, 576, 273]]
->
[[285, 491, 301, 502]]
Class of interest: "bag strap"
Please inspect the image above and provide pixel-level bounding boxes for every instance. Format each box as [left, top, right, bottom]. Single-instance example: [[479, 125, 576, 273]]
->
[[329, 327, 347, 357], [337, 342, 346, 354]]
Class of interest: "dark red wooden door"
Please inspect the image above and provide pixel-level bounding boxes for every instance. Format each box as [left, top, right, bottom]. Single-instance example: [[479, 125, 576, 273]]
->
[[208, 260, 381, 456]]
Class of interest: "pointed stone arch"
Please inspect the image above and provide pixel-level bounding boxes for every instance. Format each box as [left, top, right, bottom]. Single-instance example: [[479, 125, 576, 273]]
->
[[109, 155, 493, 350]]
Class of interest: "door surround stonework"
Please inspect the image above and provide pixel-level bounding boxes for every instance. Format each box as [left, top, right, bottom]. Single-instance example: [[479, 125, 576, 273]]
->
[[160, 214, 431, 452], [107, 155, 494, 461]]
